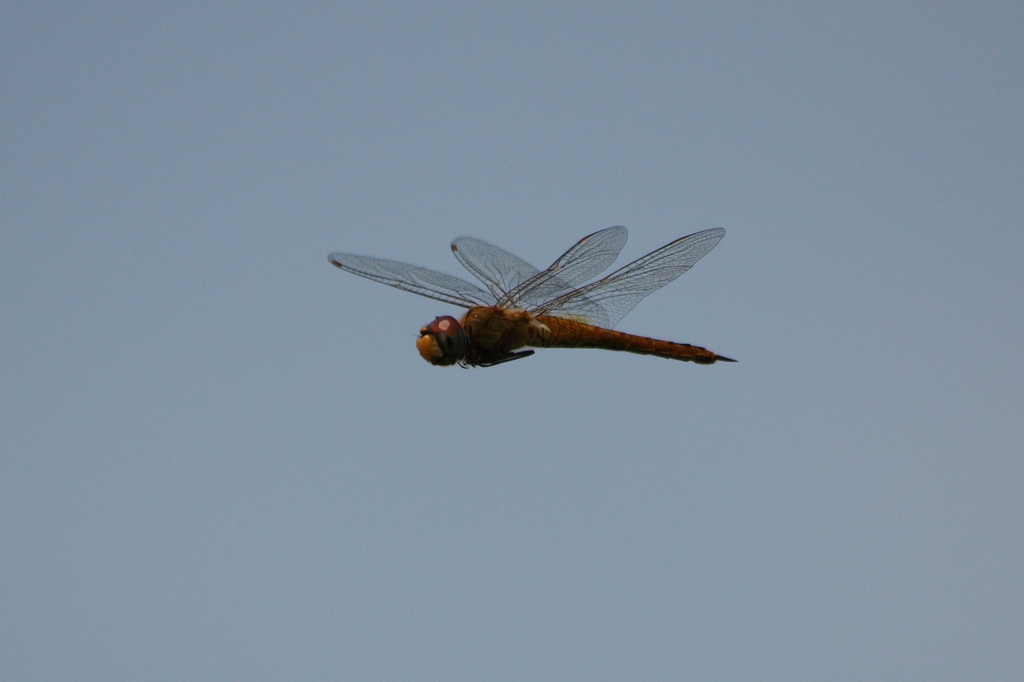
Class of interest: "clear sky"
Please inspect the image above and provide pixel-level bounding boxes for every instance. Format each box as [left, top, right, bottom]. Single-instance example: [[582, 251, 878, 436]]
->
[[3, 2, 1022, 680]]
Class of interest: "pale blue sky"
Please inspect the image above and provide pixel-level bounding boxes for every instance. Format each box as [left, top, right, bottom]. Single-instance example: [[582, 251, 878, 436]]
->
[[3, 2, 1022, 680]]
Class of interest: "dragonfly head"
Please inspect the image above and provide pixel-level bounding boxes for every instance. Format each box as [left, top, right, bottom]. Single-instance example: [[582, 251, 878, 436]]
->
[[417, 316, 468, 366]]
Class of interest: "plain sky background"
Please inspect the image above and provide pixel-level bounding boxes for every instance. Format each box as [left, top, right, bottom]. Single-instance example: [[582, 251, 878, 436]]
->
[[2, 2, 1022, 680]]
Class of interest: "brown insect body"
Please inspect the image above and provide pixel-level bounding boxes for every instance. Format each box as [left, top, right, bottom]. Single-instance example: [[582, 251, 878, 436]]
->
[[447, 306, 733, 366], [533, 314, 732, 364], [333, 226, 736, 368], [458, 306, 546, 366]]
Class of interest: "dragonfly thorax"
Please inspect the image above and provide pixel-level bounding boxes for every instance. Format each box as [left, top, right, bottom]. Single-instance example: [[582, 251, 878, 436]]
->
[[416, 316, 468, 366]]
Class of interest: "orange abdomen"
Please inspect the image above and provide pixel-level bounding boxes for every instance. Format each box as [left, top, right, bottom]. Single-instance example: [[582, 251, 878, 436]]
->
[[533, 315, 734, 364]]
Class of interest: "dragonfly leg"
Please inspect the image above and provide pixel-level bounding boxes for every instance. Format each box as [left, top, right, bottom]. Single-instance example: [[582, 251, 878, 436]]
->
[[476, 350, 535, 367]]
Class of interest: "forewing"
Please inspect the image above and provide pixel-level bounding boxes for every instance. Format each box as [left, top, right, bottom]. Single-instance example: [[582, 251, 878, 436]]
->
[[450, 237, 540, 301], [535, 228, 726, 328], [328, 252, 495, 308], [505, 226, 628, 308]]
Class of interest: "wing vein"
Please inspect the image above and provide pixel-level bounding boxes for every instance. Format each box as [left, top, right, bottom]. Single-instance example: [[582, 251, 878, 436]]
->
[[328, 253, 494, 308]]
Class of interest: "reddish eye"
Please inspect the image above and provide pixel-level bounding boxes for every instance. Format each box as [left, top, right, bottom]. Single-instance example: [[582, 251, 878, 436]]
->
[[429, 316, 461, 334], [418, 316, 467, 365]]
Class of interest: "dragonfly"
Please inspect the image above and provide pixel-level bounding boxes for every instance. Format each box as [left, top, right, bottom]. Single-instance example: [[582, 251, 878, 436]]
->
[[328, 226, 735, 367]]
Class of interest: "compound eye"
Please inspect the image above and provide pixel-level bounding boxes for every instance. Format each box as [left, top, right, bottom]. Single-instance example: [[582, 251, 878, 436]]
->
[[428, 316, 461, 335], [416, 316, 467, 365]]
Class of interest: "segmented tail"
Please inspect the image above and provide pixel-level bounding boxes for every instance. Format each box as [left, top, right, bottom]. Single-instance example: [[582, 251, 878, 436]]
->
[[533, 316, 735, 364]]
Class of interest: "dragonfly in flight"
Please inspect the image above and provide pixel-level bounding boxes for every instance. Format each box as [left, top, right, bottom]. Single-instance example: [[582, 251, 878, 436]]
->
[[329, 226, 735, 367]]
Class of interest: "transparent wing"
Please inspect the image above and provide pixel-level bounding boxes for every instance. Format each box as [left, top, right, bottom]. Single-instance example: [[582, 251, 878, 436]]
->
[[451, 226, 628, 309], [449, 237, 540, 301], [502, 226, 628, 308], [329, 252, 495, 308], [534, 228, 726, 328]]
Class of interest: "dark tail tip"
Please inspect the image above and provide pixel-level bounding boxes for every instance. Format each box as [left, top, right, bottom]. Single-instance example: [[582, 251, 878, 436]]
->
[[717, 355, 737, 363]]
